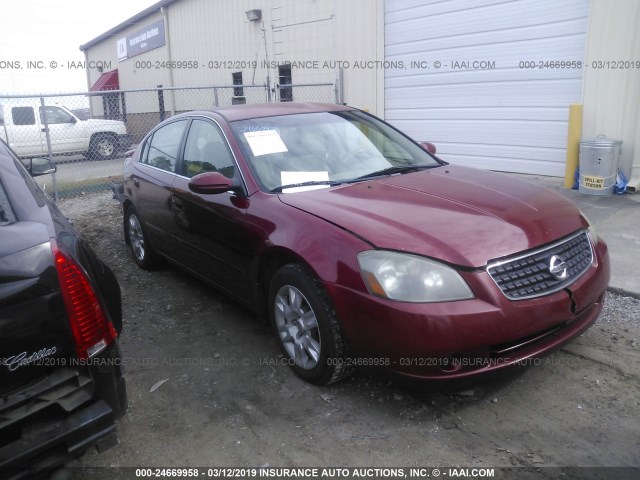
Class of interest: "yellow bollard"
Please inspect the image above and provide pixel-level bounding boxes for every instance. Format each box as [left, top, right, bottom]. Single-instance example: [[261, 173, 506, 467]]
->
[[564, 104, 583, 189]]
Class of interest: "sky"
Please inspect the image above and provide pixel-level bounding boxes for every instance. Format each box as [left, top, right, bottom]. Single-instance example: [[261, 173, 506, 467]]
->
[[0, 0, 159, 94]]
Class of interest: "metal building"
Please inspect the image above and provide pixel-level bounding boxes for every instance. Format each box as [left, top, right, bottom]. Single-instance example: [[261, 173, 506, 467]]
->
[[80, 0, 639, 184], [80, 0, 383, 119], [383, 0, 639, 182]]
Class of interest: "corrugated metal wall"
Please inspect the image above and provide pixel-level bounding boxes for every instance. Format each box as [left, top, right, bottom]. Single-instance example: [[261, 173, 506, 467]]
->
[[385, 0, 590, 176], [582, 0, 640, 184], [84, 0, 383, 115]]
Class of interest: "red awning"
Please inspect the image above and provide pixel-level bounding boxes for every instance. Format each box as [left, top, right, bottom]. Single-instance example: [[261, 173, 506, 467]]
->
[[90, 69, 119, 92]]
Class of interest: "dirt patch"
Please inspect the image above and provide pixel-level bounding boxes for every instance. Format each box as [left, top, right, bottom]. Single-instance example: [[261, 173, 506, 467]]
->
[[61, 192, 639, 473]]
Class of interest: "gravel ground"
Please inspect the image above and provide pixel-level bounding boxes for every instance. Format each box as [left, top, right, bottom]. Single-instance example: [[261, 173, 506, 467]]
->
[[58, 192, 639, 478]]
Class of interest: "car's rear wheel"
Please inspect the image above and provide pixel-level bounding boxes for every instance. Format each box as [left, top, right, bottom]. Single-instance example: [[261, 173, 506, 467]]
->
[[125, 206, 158, 269], [90, 134, 117, 160], [268, 263, 351, 385]]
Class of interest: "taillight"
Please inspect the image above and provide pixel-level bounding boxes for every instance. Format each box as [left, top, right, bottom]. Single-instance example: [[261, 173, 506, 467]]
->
[[52, 241, 117, 359]]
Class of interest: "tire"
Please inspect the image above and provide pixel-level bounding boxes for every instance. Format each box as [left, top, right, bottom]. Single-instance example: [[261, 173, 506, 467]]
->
[[90, 134, 117, 160], [268, 263, 351, 385], [124, 206, 159, 269]]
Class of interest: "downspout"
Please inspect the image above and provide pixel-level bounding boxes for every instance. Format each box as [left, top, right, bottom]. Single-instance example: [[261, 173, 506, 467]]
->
[[627, 122, 640, 192], [162, 5, 176, 115], [82, 48, 94, 116]]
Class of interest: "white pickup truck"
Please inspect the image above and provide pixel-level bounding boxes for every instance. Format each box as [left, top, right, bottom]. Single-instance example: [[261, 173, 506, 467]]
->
[[0, 102, 132, 160]]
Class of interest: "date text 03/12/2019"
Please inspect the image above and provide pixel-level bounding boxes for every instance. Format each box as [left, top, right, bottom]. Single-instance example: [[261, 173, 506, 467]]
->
[[134, 467, 497, 478]]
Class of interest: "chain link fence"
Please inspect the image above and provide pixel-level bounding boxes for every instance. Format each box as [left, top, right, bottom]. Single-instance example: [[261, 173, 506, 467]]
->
[[0, 82, 338, 199]]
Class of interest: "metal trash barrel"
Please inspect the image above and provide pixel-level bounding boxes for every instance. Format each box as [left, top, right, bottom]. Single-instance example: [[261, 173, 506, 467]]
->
[[578, 135, 622, 195]]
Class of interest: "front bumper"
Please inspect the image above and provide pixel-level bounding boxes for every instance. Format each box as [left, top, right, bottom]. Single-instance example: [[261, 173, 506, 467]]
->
[[116, 134, 133, 151], [326, 237, 610, 382]]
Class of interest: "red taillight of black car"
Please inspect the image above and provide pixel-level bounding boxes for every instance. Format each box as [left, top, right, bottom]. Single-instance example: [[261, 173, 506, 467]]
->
[[52, 242, 117, 359]]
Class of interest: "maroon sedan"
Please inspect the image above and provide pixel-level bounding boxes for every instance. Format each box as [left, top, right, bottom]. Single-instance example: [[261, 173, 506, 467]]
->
[[118, 102, 609, 385]]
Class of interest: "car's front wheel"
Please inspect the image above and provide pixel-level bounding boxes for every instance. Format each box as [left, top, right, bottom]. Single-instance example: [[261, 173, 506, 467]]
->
[[124, 206, 159, 269], [268, 263, 351, 385]]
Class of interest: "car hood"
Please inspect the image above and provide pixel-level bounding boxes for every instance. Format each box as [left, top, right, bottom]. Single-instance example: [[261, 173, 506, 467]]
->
[[278, 165, 587, 268]]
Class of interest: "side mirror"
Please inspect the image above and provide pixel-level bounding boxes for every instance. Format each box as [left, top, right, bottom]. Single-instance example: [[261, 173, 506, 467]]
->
[[419, 141, 437, 155], [188, 171, 236, 195], [29, 157, 57, 177]]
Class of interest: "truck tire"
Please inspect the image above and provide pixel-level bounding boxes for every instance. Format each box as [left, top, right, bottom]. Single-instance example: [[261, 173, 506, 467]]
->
[[89, 134, 117, 160]]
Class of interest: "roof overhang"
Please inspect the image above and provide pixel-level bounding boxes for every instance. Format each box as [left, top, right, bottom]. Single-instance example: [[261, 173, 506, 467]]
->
[[90, 70, 119, 91]]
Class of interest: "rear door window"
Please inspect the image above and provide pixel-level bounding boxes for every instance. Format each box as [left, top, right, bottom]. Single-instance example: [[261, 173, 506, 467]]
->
[[11, 107, 36, 126], [141, 120, 188, 173]]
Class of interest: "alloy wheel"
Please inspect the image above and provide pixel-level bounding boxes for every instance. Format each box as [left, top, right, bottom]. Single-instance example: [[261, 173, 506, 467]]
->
[[274, 285, 322, 370], [128, 213, 145, 262]]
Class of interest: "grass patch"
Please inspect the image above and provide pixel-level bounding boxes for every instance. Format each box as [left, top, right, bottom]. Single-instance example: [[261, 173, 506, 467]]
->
[[37, 176, 121, 199]]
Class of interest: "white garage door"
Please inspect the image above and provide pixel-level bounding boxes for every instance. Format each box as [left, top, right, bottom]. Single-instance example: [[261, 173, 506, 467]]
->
[[384, 0, 589, 176]]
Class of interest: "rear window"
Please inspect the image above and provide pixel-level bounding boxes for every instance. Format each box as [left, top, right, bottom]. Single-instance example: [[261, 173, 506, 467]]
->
[[11, 107, 36, 126], [0, 179, 17, 225]]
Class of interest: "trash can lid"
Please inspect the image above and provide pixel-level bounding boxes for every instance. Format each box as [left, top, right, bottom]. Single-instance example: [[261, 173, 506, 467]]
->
[[580, 134, 623, 147]]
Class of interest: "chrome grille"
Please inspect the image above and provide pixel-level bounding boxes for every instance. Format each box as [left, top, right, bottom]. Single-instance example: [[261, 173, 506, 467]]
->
[[486, 231, 594, 300]]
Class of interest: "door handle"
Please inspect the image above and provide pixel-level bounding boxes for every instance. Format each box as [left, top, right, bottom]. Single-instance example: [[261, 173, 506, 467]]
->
[[41, 128, 48, 132], [171, 196, 190, 230], [133, 178, 140, 187], [171, 196, 184, 211]]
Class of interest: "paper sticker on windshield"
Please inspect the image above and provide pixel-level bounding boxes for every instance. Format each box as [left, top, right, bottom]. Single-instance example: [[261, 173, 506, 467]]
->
[[281, 171, 329, 193], [244, 130, 288, 156]]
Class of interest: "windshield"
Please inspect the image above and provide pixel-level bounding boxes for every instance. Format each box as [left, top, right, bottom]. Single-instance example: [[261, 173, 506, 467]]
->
[[230, 111, 442, 193]]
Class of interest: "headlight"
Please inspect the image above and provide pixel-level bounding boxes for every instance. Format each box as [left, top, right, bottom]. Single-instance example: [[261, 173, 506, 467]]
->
[[357, 250, 474, 303], [580, 210, 598, 242]]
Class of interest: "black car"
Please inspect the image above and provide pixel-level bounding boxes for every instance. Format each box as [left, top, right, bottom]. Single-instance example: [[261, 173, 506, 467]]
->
[[0, 140, 127, 479]]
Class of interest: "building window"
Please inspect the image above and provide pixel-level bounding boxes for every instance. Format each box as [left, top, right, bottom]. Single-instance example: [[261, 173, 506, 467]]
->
[[102, 93, 121, 120], [278, 64, 292, 102], [232, 72, 244, 97]]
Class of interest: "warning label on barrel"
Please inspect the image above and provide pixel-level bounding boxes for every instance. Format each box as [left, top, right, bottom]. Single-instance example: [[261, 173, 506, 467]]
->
[[582, 175, 605, 189]]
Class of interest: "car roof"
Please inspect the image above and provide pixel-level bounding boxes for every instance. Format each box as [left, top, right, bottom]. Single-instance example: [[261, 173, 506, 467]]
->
[[184, 102, 355, 122]]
